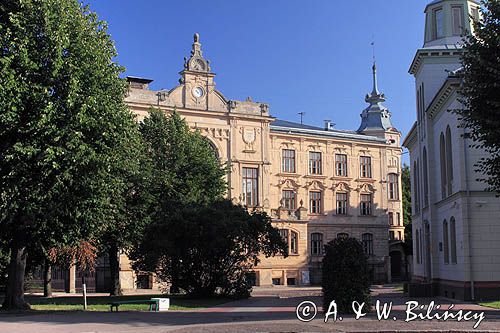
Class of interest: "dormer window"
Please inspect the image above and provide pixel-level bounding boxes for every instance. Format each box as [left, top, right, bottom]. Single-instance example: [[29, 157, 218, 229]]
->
[[434, 8, 444, 39], [452, 6, 464, 35]]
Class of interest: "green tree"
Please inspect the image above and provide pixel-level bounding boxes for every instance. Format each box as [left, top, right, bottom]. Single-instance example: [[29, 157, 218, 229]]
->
[[322, 237, 371, 314], [140, 108, 227, 210], [99, 134, 152, 296], [401, 164, 412, 251], [132, 200, 287, 298], [137, 107, 228, 293], [0, 0, 141, 309], [457, 0, 500, 193]]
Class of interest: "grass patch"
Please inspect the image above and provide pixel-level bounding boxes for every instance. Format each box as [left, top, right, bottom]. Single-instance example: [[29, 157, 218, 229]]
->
[[394, 284, 404, 292], [479, 301, 500, 309], [2, 294, 230, 312]]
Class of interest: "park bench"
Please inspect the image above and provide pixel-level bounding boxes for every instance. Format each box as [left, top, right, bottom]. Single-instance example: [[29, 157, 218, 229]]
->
[[109, 299, 159, 312]]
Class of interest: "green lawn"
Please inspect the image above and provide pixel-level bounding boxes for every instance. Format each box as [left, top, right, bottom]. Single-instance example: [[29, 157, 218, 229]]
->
[[1, 294, 230, 312], [479, 301, 500, 309]]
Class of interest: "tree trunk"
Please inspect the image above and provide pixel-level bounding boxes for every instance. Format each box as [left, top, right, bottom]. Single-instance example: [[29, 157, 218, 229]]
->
[[1, 244, 30, 310], [43, 259, 52, 298], [108, 244, 122, 296]]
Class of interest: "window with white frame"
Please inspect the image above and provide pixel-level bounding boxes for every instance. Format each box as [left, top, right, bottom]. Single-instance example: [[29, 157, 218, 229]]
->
[[336, 192, 348, 215], [311, 233, 323, 255], [362, 233, 374, 255], [360, 156, 372, 178], [434, 8, 444, 39], [388, 173, 399, 200], [282, 149, 296, 173], [335, 154, 348, 177], [309, 152, 322, 175], [282, 190, 296, 210], [309, 191, 322, 214], [360, 193, 372, 216], [242, 167, 258, 207]]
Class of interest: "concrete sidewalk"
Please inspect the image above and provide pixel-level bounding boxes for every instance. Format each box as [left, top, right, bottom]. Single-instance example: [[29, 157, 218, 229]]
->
[[0, 285, 498, 332]]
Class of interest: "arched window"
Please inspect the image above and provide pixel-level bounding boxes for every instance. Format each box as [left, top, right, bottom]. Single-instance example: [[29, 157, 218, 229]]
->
[[443, 220, 449, 264], [440, 132, 447, 199], [450, 217, 457, 264], [388, 173, 399, 200], [413, 161, 420, 213], [422, 147, 429, 206], [204, 137, 220, 160], [416, 229, 421, 264], [310, 233, 323, 255], [446, 126, 454, 195], [362, 233, 374, 255], [337, 233, 349, 239]]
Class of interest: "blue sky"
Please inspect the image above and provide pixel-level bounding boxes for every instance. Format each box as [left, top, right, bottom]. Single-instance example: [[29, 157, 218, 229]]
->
[[87, 0, 430, 160]]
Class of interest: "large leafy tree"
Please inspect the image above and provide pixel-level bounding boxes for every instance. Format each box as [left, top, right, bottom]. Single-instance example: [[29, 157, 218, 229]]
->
[[140, 108, 227, 210], [458, 0, 500, 193], [0, 0, 142, 309], [136, 108, 228, 292], [132, 201, 287, 298]]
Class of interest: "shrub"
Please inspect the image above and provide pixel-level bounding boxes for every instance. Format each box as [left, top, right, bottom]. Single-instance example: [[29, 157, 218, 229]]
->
[[322, 237, 371, 313]]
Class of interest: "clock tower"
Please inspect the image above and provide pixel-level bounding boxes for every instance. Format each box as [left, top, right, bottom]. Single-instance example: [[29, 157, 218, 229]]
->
[[180, 33, 217, 111]]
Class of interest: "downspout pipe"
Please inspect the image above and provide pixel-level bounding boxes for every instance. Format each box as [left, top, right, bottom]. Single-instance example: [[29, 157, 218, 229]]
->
[[463, 129, 475, 300]]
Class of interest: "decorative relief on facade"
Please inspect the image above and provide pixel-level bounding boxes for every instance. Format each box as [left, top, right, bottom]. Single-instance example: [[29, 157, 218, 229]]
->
[[333, 181, 352, 192], [240, 127, 260, 153], [278, 178, 300, 189], [356, 183, 376, 193], [305, 180, 326, 190]]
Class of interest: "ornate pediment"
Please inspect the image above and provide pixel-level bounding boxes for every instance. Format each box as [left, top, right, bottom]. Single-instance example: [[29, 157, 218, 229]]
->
[[304, 180, 326, 190], [356, 183, 376, 193], [333, 181, 352, 192], [278, 178, 300, 189]]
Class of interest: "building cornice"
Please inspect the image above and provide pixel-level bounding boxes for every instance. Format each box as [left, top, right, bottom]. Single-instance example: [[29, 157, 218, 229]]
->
[[270, 126, 388, 144], [426, 76, 461, 119], [409, 48, 463, 75], [402, 121, 418, 149]]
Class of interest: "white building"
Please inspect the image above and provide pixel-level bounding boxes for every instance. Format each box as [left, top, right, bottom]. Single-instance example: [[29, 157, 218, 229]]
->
[[404, 0, 500, 301]]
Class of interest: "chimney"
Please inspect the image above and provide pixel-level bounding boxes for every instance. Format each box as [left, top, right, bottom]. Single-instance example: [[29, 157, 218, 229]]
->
[[324, 120, 334, 131], [126, 76, 154, 90]]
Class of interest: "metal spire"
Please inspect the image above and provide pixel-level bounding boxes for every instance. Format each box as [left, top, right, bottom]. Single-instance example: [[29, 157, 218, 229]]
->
[[371, 39, 380, 95]]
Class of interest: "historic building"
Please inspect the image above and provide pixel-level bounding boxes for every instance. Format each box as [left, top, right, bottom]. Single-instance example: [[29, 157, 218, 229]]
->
[[404, 0, 500, 300], [122, 33, 404, 287]]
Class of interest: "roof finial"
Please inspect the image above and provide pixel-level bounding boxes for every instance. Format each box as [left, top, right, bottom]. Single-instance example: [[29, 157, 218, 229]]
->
[[371, 37, 379, 95], [194, 33, 200, 43]]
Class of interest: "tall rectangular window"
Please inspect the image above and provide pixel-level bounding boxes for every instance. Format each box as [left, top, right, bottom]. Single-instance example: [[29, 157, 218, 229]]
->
[[388, 173, 399, 200], [435, 8, 444, 39], [282, 149, 295, 173], [309, 152, 322, 175], [290, 231, 298, 254], [282, 190, 296, 210], [311, 233, 323, 255], [242, 167, 258, 207], [360, 156, 372, 178], [335, 154, 348, 177], [397, 212, 401, 226], [360, 194, 372, 216], [336, 192, 347, 215], [309, 191, 322, 214], [362, 233, 374, 255], [389, 212, 394, 225], [452, 6, 464, 35]]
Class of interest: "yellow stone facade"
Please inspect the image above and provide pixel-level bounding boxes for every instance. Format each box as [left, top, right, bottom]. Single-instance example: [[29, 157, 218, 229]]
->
[[124, 34, 404, 287]]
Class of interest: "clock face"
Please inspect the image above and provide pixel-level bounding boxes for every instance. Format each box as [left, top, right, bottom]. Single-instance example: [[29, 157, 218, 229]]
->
[[192, 87, 204, 98]]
